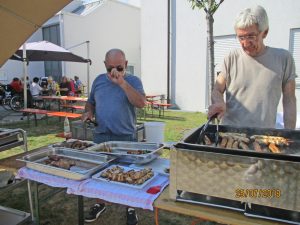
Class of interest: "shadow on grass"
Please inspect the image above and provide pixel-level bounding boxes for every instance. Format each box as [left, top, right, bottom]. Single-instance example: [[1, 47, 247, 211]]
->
[[139, 113, 186, 122], [1, 117, 65, 137]]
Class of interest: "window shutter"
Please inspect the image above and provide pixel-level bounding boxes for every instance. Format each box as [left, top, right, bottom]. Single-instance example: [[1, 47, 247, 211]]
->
[[290, 28, 300, 88], [214, 35, 240, 73]]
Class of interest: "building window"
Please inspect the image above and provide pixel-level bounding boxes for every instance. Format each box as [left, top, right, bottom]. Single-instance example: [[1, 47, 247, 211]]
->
[[214, 34, 240, 73], [290, 28, 300, 88], [42, 24, 62, 82], [126, 65, 134, 75]]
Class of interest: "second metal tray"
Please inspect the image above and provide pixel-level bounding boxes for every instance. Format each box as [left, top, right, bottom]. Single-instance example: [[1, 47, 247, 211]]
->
[[92, 165, 157, 189], [18, 148, 116, 180], [86, 141, 164, 164]]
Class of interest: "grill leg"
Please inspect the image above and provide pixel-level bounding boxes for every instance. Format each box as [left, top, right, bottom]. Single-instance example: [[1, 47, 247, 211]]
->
[[78, 195, 84, 225], [33, 182, 40, 225]]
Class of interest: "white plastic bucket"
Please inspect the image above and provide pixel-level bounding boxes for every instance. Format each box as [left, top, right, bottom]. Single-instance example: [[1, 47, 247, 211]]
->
[[144, 122, 165, 143]]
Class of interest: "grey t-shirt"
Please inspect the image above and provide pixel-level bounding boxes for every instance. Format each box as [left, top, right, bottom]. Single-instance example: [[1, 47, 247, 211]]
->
[[88, 73, 145, 135], [221, 47, 296, 128]]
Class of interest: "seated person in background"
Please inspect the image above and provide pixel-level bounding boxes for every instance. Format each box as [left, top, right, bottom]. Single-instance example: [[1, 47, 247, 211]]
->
[[47, 76, 57, 95], [74, 76, 83, 95], [10, 77, 23, 93], [69, 78, 76, 96], [59, 76, 71, 96], [30, 77, 43, 98]]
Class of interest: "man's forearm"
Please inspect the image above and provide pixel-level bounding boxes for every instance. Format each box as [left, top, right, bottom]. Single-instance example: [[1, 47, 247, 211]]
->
[[283, 95, 296, 129], [212, 89, 225, 104], [120, 81, 146, 108], [85, 102, 95, 115]]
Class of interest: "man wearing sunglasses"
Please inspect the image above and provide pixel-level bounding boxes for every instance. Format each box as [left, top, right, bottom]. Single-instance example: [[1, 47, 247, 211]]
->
[[82, 48, 146, 224], [208, 5, 296, 129]]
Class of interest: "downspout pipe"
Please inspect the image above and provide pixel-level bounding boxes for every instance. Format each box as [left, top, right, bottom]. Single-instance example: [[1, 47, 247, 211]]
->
[[59, 12, 66, 76], [167, 0, 171, 103]]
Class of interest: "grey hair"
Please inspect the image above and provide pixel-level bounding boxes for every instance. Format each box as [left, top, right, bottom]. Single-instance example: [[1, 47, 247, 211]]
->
[[234, 5, 269, 32], [105, 48, 126, 61]]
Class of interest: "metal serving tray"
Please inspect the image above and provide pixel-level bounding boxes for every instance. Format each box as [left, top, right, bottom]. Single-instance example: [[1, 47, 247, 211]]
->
[[92, 165, 157, 189], [18, 148, 116, 180], [0, 205, 30, 225], [0, 129, 20, 152], [86, 141, 164, 164]]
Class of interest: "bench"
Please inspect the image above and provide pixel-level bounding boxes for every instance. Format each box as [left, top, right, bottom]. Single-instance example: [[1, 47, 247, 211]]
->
[[20, 108, 82, 126], [61, 104, 85, 113], [152, 103, 172, 117], [47, 111, 82, 119], [20, 108, 51, 126]]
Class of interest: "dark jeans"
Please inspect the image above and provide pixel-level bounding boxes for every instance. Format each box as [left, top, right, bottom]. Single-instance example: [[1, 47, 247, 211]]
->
[[93, 133, 136, 144]]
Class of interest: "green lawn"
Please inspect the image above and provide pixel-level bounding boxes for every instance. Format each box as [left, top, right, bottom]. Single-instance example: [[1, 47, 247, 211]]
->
[[0, 110, 207, 159]]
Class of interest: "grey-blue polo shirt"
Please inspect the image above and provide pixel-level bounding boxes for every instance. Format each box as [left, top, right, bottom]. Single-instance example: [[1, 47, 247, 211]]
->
[[88, 73, 145, 135]]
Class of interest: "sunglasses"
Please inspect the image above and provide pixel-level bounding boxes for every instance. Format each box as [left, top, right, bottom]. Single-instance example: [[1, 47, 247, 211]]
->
[[106, 66, 124, 73]]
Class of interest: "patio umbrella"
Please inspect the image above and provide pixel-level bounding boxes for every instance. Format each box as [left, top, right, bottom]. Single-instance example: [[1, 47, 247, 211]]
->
[[11, 41, 90, 63], [0, 0, 72, 66], [10, 41, 91, 108]]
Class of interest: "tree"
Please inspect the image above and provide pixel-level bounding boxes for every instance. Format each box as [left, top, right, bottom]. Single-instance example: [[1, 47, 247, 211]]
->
[[188, 0, 224, 105]]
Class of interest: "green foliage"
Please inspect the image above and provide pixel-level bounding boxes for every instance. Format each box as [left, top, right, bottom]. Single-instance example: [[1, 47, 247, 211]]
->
[[188, 0, 224, 15]]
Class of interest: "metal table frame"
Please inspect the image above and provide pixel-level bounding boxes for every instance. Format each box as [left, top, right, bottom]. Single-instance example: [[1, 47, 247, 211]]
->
[[0, 128, 33, 224], [29, 181, 84, 225]]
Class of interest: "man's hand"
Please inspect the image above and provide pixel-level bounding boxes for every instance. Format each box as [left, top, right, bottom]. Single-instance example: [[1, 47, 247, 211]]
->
[[208, 102, 226, 120], [107, 68, 125, 86], [81, 111, 94, 122]]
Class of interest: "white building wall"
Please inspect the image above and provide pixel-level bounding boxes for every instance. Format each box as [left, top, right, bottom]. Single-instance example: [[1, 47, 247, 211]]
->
[[141, 0, 300, 112], [0, 30, 44, 83], [141, 0, 168, 96], [0, 0, 140, 88], [62, 0, 141, 90]]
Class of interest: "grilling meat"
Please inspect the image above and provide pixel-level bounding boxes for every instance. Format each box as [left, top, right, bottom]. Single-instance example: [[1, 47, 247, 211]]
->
[[44, 155, 76, 170], [250, 135, 290, 146], [220, 137, 228, 148], [253, 141, 263, 152], [204, 135, 212, 145], [239, 141, 249, 150], [126, 150, 151, 155], [50, 160, 75, 170], [268, 143, 281, 153], [226, 136, 234, 149], [100, 166, 154, 185], [220, 132, 250, 143], [201, 131, 288, 154], [56, 140, 93, 150], [232, 141, 239, 149]]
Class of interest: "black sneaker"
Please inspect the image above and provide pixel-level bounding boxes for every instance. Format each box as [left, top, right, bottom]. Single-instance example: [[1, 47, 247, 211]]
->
[[126, 207, 138, 225], [85, 203, 106, 223]]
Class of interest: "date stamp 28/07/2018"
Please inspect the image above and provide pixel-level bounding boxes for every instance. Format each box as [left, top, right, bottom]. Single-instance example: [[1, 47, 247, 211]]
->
[[235, 189, 281, 198]]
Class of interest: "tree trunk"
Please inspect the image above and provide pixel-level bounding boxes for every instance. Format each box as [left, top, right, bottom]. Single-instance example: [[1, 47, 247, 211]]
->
[[207, 13, 214, 106]]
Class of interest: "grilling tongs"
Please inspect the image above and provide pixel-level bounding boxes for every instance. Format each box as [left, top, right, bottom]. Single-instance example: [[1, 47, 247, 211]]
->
[[196, 114, 218, 144]]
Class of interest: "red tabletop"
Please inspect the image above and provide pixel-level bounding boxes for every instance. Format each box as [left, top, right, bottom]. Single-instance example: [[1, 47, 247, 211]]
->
[[41, 96, 88, 102]]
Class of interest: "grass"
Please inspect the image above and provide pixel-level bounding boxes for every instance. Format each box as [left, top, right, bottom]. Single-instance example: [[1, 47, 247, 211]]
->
[[0, 109, 212, 225]]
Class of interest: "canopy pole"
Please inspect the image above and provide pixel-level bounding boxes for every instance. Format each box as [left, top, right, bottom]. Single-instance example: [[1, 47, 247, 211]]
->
[[86, 41, 90, 97], [22, 44, 28, 109]]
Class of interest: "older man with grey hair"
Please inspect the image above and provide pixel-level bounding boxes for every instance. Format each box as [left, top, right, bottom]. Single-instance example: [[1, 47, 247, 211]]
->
[[208, 5, 297, 129]]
